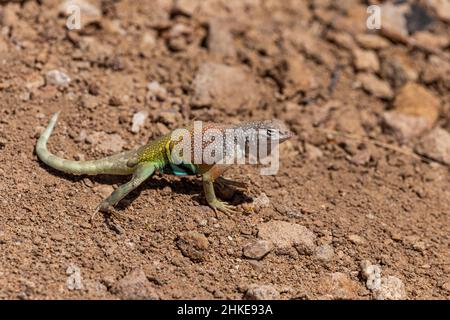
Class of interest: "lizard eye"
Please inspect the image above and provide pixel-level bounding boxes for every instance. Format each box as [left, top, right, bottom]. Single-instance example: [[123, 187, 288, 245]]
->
[[266, 129, 278, 138]]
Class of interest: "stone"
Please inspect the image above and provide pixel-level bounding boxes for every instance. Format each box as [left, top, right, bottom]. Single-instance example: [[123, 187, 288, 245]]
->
[[157, 110, 181, 126], [412, 31, 449, 49], [66, 264, 83, 290], [111, 268, 159, 300], [319, 272, 360, 300], [315, 244, 334, 261], [252, 193, 270, 212], [348, 234, 366, 245], [191, 63, 260, 114], [242, 240, 273, 260], [244, 284, 280, 300], [173, 0, 200, 16], [270, 54, 317, 96], [360, 260, 382, 291], [379, 2, 409, 42], [380, 48, 418, 87], [348, 150, 371, 166], [304, 143, 323, 160], [355, 34, 390, 50], [147, 81, 167, 101], [176, 231, 209, 262], [415, 128, 450, 166], [258, 220, 316, 252], [207, 18, 236, 59], [131, 111, 149, 133], [93, 185, 114, 198], [425, 0, 450, 22], [46, 70, 71, 87], [374, 276, 406, 300], [352, 48, 379, 72], [382, 111, 429, 142], [393, 82, 440, 128], [356, 73, 393, 99]]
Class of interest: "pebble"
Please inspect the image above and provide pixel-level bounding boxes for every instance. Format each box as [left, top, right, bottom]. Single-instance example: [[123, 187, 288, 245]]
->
[[355, 34, 390, 50], [352, 48, 379, 72], [356, 73, 393, 99], [93, 185, 114, 198], [207, 18, 236, 59], [379, 2, 409, 42], [131, 111, 149, 133], [147, 81, 167, 101], [380, 48, 418, 87], [176, 231, 209, 262], [111, 268, 159, 300], [271, 54, 317, 96], [157, 110, 181, 126], [304, 143, 323, 160], [360, 260, 382, 291], [244, 284, 280, 300], [441, 281, 450, 292], [382, 111, 429, 142], [319, 272, 360, 300], [258, 220, 316, 252], [315, 244, 334, 261], [242, 240, 273, 260], [348, 150, 371, 166], [374, 276, 406, 300], [46, 70, 71, 87], [251, 193, 270, 212], [415, 127, 450, 166], [412, 31, 449, 49], [393, 82, 440, 128], [425, 0, 450, 22], [66, 264, 83, 290], [348, 234, 366, 245]]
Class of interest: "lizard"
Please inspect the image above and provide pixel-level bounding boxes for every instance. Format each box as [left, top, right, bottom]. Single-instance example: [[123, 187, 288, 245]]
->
[[35, 112, 292, 217]]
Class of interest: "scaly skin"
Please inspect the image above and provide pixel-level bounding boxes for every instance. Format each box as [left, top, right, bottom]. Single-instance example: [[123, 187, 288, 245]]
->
[[36, 113, 292, 217]]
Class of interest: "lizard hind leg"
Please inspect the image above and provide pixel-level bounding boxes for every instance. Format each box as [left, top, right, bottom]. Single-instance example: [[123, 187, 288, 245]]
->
[[91, 162, 155, 221], [216, 176, 248, 190]]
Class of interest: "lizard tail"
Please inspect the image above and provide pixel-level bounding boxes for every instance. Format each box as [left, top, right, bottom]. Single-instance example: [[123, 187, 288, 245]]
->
[[36, 112, 135, 175]]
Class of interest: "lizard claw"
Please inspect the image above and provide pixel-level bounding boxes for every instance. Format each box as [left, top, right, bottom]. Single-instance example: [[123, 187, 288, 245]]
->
[[90, 201, 111, 222], [210, 199, 239, 216]]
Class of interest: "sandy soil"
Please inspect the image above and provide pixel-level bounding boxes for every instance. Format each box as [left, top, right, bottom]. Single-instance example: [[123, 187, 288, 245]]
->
[[0, 0, 449, 300]]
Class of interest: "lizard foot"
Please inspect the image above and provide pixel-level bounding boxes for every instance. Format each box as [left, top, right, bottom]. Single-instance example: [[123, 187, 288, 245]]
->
[[209, 199, 239, 216], [91, 201, 125, 222]]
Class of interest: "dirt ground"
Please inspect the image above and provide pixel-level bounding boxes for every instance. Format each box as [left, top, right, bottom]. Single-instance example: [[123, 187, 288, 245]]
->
[[0, 0, 449, 300]]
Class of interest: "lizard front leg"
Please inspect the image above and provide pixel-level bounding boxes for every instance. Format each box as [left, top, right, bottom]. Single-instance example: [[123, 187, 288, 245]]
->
[[200, 165, 238, 215], [92, 162, 155, 220]]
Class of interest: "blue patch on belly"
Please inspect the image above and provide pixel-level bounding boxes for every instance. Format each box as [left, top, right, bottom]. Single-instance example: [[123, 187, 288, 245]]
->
[[161, 163, 197, 176]]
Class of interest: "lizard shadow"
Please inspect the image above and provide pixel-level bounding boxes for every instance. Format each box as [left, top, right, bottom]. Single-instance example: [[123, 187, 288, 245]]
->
[[38, 162, 251, 211]]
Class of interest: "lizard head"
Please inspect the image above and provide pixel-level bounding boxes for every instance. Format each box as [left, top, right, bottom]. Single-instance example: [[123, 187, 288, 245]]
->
[[256, 119, 293, 144]]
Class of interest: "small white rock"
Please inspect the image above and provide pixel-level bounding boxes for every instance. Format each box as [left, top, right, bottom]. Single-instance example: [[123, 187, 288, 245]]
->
[[131, 110, 149, 133], [245, 284, 280, 300], [147, 81, 167, 100], [315, 244, 334, 261], [253, 193, 270, 209], [46, 70, 71, 87], [360, 260, 382, 291], [66, 264, 83, 290], [374, 276, 406, 300]]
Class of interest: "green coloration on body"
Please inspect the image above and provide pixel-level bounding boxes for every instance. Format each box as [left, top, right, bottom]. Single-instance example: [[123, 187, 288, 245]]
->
[[36, 113, 292, 217]]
